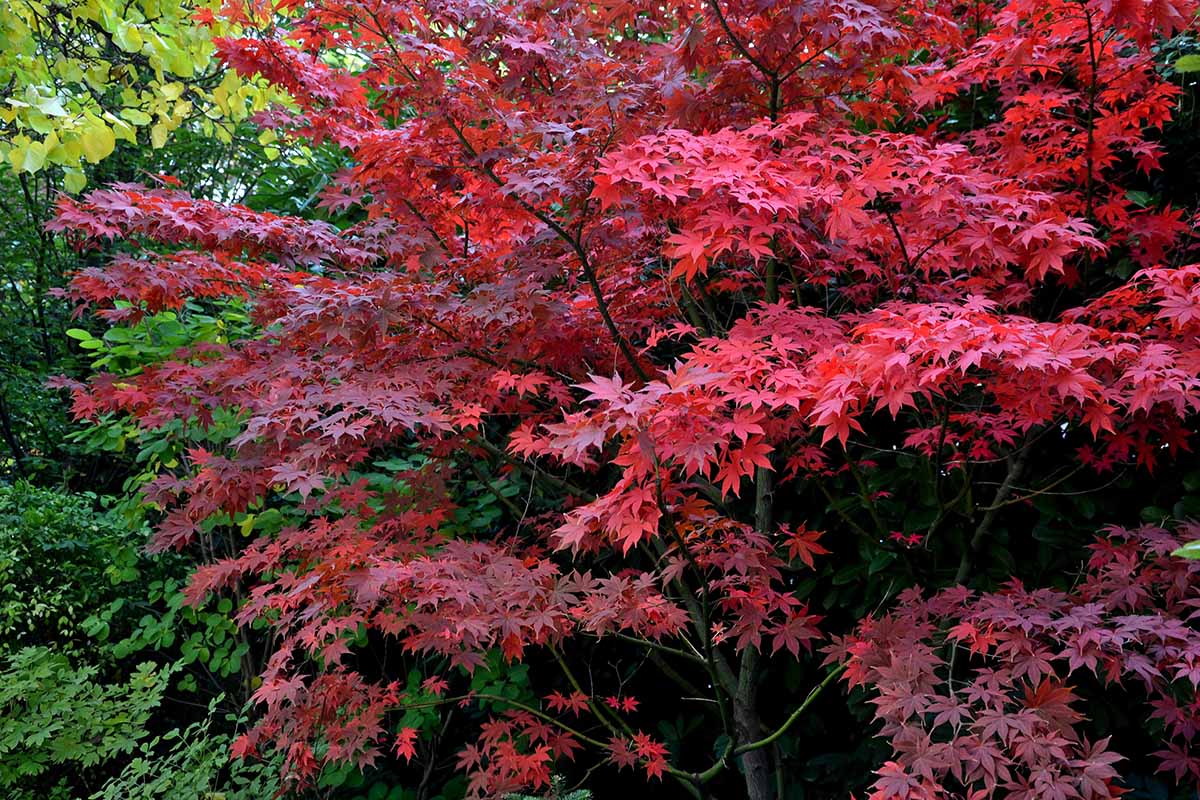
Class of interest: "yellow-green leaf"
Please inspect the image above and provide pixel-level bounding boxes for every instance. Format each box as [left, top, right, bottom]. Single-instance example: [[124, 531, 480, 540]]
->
[[80, 121, 116, 163], [150, 122, 169, 149], [119, 108, 152, 126], [63, 169, 87, 193], [1173, 540, 1200, 559], [35, 95, 68, 117], [1175, 54, 1200, 73], [115, 22, 143, 53], [8, 140, 46, 172]]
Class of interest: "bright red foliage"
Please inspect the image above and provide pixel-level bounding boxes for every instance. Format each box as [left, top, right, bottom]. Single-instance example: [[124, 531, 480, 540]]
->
[[52, 0, 1200, 796]]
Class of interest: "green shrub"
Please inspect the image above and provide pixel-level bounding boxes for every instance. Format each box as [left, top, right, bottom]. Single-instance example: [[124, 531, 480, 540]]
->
[[91, 697, 282, 800], [0, 646, 168, 795], [505, 777, 592, 800], [0, 481, 140, 652]]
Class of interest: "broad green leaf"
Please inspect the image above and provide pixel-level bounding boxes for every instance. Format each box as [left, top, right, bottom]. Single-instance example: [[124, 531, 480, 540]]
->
[[35, 95, 68, 117], [150, 123, 169, 149], [8, 140, 46, 172], [63, 168, 86, 193], [114, 22, 143, 53], [1174, 54, 1200, 72], [119, 108, 152, 126], [1172, 540, 1200, 559]]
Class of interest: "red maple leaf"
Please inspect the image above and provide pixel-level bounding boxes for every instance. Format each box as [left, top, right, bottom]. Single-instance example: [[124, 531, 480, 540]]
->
[[394, 728, 419, 763]]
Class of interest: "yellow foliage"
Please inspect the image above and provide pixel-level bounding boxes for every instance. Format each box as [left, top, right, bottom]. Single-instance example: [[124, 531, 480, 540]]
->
[[0, 0, 280, 188]]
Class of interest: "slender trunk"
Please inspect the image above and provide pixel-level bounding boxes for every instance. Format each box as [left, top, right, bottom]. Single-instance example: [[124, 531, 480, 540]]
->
[[0, 393, 27, 477], [955, 445, 1030, 584], [18, 174, 54, 363], [738, 447, 776, 798], [734, 648, 773, 800]]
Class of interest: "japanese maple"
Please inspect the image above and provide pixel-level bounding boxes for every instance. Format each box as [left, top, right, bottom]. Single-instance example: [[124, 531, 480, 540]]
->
[[49, 0, 1200, 797]]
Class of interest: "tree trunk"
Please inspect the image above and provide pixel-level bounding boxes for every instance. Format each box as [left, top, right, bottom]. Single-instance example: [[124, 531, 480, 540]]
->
[[736, 711, 773, 799], [0, 394, 27, 477], [734, 648, 773, 800], [737, 463, 776, 799]]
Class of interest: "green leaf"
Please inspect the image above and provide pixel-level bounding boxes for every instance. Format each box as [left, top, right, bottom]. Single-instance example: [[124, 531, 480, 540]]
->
[[64, 169, 87, 193], [8, 141, 47, 173], [1174, 54, 1200, 72], [1172, 540, 1200, 559], [119, 107, 153, 126], [1125, 189, 1154, 208], [35, 95, 68, 117], [114, 22, 143, 53], [80, 120, 117, 163]]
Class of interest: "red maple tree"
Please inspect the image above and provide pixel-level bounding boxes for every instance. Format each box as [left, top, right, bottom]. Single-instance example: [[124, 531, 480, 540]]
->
[[50, 0, 1200, 797]]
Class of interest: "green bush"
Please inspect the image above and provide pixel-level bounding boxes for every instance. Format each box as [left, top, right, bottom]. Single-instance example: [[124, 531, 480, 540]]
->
[[0, 646, 168, 795], [505, 777, 592, 800], [91, 697, 282, 800], [0, 481, 141, 652]]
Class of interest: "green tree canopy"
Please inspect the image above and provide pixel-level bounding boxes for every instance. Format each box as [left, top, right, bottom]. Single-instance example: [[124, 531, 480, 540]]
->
[[0, 0, 276, 190]]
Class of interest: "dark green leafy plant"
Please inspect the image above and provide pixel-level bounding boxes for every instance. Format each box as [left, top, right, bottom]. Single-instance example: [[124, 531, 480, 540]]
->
[[505, 777, 592, 800], [0, 481, 140, 651]]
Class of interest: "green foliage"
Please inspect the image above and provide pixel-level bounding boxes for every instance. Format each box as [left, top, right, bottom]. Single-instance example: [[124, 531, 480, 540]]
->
[[0, 646, 168, 791], [0, 481, 140, 650], [0, 6, 360, 798], [1172, 539, 1200, 558], [505, 777, 592, 800], [66, 300, 256, 510], [85, 576, 254, 692], [1174, 53, 1200, 71], [0, 0, 276, 186], [0, 480, 283, 800], [0, 92, 292, 486], [0, 482, 278, 799], [0, 167, 87, 482], [91, 697, 282, 800], [66, 300, 253, 373]]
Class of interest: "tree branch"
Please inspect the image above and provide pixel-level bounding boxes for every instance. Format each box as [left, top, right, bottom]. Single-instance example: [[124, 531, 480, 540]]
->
[[955, 444, 1032, 583], [734, 664, 846, 754], [443, 116, 649, 382]]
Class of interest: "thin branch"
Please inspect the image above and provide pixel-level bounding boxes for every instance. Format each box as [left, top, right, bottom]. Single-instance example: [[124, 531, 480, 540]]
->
[[884, 209, 913, 272], [550, 646, 635, 739], [734, 664, 846, 754], [975, 462, 1087, 511], [443, 116, 649, 382], [397, 692, 607, 748], [811, 474, 873, 539], [466, 459, 524, 519], [472, 436, 596, 501], [706, 0, 775, 78], [955, 443, 1032, 583], [606, 632, 706, 664]]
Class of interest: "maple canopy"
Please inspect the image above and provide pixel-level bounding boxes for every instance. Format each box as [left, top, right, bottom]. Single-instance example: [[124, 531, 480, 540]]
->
[[49, 0, 1200, 797]]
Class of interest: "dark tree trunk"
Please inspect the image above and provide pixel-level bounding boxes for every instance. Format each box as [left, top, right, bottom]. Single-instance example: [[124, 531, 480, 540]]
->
[[734, 648, 773, 800]]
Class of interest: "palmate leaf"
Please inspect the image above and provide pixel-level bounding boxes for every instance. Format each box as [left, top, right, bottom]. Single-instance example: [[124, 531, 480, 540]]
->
[[49, 0, 1200, 796]]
